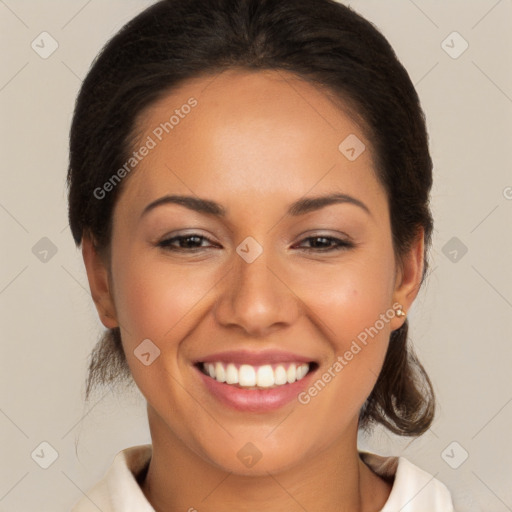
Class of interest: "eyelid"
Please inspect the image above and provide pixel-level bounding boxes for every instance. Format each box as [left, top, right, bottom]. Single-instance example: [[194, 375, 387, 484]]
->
[[290, 229, 352, 244], [157, 228, 219, 242]]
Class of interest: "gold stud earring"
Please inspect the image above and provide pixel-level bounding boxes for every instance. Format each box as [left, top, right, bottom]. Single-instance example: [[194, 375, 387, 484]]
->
[[396, 307, 406, 318]]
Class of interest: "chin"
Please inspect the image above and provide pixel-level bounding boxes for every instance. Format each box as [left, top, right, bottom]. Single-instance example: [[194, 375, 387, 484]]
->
[[198, 439, 311, 477]]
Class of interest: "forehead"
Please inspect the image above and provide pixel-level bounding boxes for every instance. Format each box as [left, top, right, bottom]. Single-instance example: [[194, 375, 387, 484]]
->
[[118, 68, 384, 216]]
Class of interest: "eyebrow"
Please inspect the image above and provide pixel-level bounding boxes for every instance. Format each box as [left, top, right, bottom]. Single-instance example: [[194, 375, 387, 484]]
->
[[140, 192, 372, 219]]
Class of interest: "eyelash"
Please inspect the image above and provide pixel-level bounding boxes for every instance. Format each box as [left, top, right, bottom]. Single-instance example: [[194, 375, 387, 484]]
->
[[156, 234, 354, 253]]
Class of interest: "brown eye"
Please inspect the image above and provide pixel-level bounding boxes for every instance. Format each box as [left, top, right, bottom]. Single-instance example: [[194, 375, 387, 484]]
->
[[157, 234, 216, 251], [296, 236, 353, 252]]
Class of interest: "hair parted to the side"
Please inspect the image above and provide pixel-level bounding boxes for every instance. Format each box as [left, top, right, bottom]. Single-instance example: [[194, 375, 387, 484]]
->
[[68, 0, 435, 437]]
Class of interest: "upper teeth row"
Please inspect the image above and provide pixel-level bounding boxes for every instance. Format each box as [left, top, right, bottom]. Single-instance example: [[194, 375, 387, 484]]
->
[[202, 362, 310, 388]]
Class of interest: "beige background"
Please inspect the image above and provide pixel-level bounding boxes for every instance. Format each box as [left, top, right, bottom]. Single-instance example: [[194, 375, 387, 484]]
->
[[1, 1, 511, 511]]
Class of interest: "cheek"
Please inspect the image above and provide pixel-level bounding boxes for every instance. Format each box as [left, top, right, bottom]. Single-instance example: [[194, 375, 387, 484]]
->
[[296, 254, 395, 344], [296, 275, 393, 430], [111, 249, 221, 343], [294, 251, 395, 403], [109, 252, 222, 395]]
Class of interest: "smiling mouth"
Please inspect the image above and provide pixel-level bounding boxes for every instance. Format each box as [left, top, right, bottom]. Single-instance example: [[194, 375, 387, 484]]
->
[[196, 361, 319, 389]]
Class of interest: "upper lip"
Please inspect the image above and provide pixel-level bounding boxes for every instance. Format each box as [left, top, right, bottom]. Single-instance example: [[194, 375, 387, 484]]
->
[[195, 350, 316, 366]]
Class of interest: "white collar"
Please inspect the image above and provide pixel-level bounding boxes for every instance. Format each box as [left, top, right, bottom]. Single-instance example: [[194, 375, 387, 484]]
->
[[72, 444, 455, 511]]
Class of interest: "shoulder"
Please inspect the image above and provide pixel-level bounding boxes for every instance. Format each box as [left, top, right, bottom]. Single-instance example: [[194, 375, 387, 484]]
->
[[70, 478, 112, 512], [70, 444, 153, 512], [359, 451, 455, 511]]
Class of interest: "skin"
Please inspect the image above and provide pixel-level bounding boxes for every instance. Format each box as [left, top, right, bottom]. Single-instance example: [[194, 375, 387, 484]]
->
[[82, 68, 424, 512]]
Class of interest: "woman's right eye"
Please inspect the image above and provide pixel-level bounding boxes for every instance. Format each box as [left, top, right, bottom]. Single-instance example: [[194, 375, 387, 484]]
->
[[157, 234, 217, 251]]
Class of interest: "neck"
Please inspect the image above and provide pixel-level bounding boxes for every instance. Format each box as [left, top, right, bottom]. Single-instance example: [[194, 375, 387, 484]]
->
[[140, 404, 391, 512]]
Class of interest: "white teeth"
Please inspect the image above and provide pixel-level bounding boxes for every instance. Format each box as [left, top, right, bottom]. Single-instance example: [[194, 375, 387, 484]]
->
[[256, 365, 275, 387], [225, 363, 239, 384], [286, 364, 296, 384], [296, 364, 308, 380], [201, 362, 311, 388], [215, 362, 226, 383], [274, 365, 288, 385], [239, 364, 256, 386]]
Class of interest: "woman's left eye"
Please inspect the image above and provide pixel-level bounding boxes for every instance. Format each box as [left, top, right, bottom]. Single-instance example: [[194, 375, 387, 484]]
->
[[157, 234, 353, 253], [295, 236, 354, 252]]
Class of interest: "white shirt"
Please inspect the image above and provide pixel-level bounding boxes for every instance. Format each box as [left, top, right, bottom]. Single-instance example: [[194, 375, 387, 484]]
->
[[71, 444, 455, 511]]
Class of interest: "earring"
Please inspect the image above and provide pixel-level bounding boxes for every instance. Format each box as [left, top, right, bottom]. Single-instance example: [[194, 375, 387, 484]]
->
[[396, 307, 406, 318]]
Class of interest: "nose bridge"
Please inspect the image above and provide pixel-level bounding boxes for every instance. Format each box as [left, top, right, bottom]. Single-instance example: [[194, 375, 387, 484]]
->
[[214, 239, 299, 336]]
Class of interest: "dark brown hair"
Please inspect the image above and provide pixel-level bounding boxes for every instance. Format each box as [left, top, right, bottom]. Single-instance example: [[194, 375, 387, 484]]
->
[[67, 0, 435, 436]]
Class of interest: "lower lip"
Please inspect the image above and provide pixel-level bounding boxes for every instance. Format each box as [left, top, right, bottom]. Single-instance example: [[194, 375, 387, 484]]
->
[[195, 365, 317, 412]]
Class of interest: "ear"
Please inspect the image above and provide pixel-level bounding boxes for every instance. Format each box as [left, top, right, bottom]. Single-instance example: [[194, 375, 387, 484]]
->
[[390, 226, 425, 331], [81, 231, 119, 329]]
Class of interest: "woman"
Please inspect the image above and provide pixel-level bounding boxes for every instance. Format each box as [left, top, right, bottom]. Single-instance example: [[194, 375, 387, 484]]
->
[[68, 0, 455, 510]]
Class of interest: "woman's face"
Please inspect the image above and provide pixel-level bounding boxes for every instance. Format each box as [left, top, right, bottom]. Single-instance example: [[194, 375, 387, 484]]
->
[[85, 69, 421, 475]]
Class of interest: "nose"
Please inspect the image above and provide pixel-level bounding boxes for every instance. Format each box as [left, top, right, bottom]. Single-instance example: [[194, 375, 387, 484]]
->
[[213, 246, 301, 337]]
